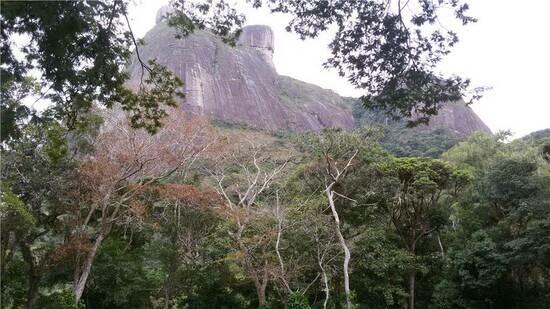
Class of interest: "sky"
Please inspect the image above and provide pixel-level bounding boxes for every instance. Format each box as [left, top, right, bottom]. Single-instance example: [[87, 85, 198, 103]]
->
[[129, 0, 550, 138]]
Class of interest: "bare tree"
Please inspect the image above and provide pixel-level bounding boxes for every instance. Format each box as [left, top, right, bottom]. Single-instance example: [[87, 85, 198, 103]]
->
[[315, 228, 338, 309], [274, 191, 292, 294], [64, 109, 214, 304], [298, 128, 377, 308], [208, 133, 291, 306], [323, 150, 357, 309], [284, 194, 340, 309]]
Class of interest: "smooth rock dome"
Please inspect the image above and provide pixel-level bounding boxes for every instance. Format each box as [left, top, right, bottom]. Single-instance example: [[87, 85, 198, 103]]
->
[[237, 25, 275, 68], [127, 13, 490, 135]]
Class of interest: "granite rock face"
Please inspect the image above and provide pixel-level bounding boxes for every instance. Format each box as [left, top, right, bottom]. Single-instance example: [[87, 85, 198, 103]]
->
[[128, 11, 490, 134], [414, 101, 491, 136], [237, 25, 275, 69], [127, 21, 354, 131]]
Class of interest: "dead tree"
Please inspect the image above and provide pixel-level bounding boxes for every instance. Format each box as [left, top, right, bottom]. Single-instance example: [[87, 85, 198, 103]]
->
[[210, 134, 291, 306], [66, 109, 214, 304]]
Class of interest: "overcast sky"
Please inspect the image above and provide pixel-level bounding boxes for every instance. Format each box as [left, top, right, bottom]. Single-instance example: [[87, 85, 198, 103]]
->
[[129, 0, 549, 138]]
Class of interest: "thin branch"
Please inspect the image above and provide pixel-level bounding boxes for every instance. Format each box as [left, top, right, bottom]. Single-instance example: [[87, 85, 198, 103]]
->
[[121, 5, 151, 89]]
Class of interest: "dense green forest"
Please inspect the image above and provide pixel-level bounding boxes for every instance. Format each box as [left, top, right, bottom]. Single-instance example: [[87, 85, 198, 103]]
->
[[2, 1, 550, 308], [2, 112, 550, 308]]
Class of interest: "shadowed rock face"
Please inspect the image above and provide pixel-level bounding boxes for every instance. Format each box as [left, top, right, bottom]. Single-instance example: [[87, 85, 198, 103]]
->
[[414, 101, 491, 136], [127, 21, 354, 131], [128, 11, 490, 134]]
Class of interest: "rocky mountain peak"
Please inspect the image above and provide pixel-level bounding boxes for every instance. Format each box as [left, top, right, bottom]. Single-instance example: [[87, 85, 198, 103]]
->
[[127, 20, 354, 131], [237, 25, 275, 69], [128, 17, 490, 135], [155, 5, 174, 24]]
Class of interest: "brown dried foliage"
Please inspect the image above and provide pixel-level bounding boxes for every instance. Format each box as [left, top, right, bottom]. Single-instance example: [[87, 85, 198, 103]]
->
[[49, 235, 93, 265], [66, 108, 218, 225]]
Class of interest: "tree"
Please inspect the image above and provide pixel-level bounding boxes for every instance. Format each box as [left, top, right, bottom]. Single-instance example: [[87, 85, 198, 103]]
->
[[129, 183, 232, 308], [82, 237, 155, 308], [62, 109, 214, 304], [207, 132, 292, 306], [352, 225, 412, 308], [168, 0, 482, 125], [433, 138, 550, 308], [375, 157, 469, 309], [1, 0, 183, 137], [479, 158, 539, 220], [270, 187, 342, 308], [0, 121, 76, 308], [296, 128, 381, 308]]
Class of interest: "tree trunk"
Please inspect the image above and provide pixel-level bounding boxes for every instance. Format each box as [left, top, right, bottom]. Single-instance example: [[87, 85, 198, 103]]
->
[[319, 258, 330, 309], [1, 232, 9, 274], [257, 283, 267, 306], [275, 193, 291, 293], [237, 234, 268, 307], [408, 271, 416, 309], [73, 232, 105, 305], [19, 242, 39, 309], [26, 275, 39, 309], [326, 188, 352, 309], [437, 234, 445, 257]]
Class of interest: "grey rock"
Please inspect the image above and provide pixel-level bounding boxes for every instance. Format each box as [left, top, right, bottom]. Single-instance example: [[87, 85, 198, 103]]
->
[[155, 5, 174, 24], [237, 25, 275, 69], [414, 101, 491, 136], [127, 16, 490, 135], [127, 21, 354, 131]]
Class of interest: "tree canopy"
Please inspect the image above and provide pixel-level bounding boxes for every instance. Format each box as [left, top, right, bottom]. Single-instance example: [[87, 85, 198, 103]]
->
[[2, 1, 549, 309]]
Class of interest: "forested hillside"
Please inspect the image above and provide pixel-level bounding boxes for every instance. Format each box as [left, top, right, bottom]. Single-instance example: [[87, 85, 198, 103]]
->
[[2, 110, 549, 308], [2, 1, 549, 308]]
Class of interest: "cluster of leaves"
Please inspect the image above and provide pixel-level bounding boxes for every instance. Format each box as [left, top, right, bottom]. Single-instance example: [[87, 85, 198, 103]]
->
[[1, 0, 183, 136], [167, 0, 246, 45], [433, 133, 550, 308]]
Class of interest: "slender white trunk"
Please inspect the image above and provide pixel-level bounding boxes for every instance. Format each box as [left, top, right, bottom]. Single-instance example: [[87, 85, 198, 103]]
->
[[319, 257, 330, 309], [325, 187, 352, 309], [275, 192, 291, 293], [409, 271, 416, 309], [437, 234, 445, 257]]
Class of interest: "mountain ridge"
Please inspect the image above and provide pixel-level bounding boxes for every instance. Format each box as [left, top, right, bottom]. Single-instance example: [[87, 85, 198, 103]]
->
[[128, 11, 490, 135]]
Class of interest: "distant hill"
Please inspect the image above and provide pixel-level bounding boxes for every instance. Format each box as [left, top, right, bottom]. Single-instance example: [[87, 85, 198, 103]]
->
[[521, 128, 550, 141]]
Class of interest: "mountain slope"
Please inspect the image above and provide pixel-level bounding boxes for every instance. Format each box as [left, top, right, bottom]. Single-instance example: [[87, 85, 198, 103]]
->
[[127, 22, 354, 131], [128, 8, 490, 135]]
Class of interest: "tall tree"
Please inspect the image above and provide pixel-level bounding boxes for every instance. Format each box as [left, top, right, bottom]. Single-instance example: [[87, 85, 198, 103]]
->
[[375, 157, 469, 309], [62, 109, 213, 304], [208, 132, 292, 306], [297, 128, 380, 308], [0, 121, 78, 308], [434, 137, 550, 308]]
